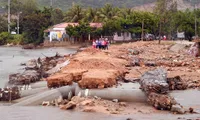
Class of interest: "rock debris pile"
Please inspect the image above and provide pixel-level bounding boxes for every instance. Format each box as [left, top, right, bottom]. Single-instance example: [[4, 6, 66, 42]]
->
[[9, 53, 66, 85]]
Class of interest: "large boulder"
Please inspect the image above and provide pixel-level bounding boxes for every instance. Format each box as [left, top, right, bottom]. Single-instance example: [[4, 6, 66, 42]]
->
[[25, 59, 38, 70], [140, 68, 169, 94], [147, 92, 177, 110], [167, 76, 188, 90]]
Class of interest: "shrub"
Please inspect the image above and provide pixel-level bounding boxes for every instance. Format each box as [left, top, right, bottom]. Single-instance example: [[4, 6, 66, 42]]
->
[[0, 32, 10, 45], [7, 34, 23, 45]]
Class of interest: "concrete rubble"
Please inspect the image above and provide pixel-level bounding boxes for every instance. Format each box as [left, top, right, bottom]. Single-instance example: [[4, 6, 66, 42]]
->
[[8, 53, 67, 85], [0, 87, 20, 101]]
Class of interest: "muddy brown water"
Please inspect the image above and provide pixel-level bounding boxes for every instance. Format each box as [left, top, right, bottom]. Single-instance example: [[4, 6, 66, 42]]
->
[[0, 47, 200, 120]]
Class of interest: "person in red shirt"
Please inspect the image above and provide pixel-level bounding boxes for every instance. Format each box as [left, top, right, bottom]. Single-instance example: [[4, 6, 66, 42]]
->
[[92, 40, 96, 48], [105, 38, 109, 50]]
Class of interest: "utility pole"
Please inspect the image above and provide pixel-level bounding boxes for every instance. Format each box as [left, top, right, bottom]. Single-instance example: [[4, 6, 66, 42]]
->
[[194, 4, 197, 39], [141, 19, 144, 41], [17, 13, 19, 34], [189, 0, 197, 39], [141, 0, 145, 41], [50, 0, 53, 7], [8, 0, 11, 33], [17, 12, 22, 34]]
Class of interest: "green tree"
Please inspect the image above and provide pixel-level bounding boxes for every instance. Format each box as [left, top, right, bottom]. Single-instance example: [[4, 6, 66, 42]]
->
[[154, 0, 177, 43], [65, 22, 91, 42], [0, 16, 7, 33], [0, 32, 10, 45], [22, 10, 51, 44], [98, 4, 120, 22], [64, 4, 84, 22], [84, 8, 100, 22], [51, 8, 64, 24], [175, 10, 195, 41]]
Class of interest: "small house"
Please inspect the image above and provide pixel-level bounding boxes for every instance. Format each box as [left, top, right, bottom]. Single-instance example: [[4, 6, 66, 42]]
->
[[44, 22, 102, 42], [44, 22, 133, 42]]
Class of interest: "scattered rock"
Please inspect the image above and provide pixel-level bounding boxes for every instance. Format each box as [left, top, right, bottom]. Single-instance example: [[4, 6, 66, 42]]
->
[[22, 44, 36, 49], [145, 61, 157, 67], [71, 96, 85, 104], [56, 96, 63, 105], [25, 59, 38, 70], [131, 57, 141, 66], [126, 118, 133, 120], [80, 100, 95, 106], [112, 99, 118, 103], [189, 107, 194, 113], [171, 104, 185, 114], [124, 78, 140, 83], [42, 101, 50, 106], [128, 49, 140, 55], [147, 92, 177, 110], [64, 101, 76, 110], [167, 76, 187, 90], [82, 108, 96, 112], [119, 102, 127, 107], [9, 70, 40, 85], [110, 110, 120, 114]]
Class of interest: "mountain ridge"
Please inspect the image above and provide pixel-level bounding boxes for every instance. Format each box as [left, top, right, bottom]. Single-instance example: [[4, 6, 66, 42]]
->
[[0, 0, 199, 11]]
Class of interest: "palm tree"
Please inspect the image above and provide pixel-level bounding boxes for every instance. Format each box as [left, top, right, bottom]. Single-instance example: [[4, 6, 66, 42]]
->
[[84, 8, 100, 22], [63, 4, 84, 22], [98, 4, 120, 22], [119, 8, 133, 19]]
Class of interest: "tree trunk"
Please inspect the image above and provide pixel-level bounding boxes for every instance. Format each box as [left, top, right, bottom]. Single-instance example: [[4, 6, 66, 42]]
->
[[141, 19, 144, 41], [159, 20, 162, 44]]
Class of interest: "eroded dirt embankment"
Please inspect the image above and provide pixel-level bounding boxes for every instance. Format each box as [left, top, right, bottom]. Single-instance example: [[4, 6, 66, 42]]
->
[[47, 48, 129, 89], [44, 41, 200, 115], [47, 41, 200, 90]]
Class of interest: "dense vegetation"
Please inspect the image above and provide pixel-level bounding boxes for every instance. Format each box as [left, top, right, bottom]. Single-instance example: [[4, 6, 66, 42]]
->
[[0, 0, 200, 45]]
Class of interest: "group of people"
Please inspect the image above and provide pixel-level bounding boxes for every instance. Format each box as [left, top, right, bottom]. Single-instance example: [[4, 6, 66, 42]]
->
[[92, 38, 109, 50]]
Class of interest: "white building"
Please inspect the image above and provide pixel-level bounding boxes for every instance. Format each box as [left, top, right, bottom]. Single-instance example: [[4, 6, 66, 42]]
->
[[113, 32, 132, 41], [44, 22, 133, 42]]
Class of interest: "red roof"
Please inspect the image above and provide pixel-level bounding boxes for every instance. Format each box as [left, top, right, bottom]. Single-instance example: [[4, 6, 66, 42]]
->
[[54, 22, 102, 28], [53, 23, 79, 28], [89, 23, 103, 28], [44, 22, 102, 32]]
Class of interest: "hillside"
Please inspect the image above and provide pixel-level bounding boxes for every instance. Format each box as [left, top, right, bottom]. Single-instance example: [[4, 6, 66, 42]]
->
[[0, 0, 155, 10], [0, 0, 199, 11], [132, 0, 194, 12]]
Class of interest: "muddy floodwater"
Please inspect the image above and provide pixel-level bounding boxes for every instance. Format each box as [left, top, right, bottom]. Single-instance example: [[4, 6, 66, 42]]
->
[[0, 47, 200, 120]]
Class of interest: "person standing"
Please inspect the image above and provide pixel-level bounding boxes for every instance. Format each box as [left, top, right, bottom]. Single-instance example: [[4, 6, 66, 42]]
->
[[105, 38, 109, 50], [92, 40, 96, 48], [163, 35, 166, 40], [95, 39, 99, 49]]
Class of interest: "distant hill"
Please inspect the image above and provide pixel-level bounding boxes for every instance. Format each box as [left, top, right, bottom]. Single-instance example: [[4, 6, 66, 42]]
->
[[132, 0, 194, 12], [0, 0, 199, 11]]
